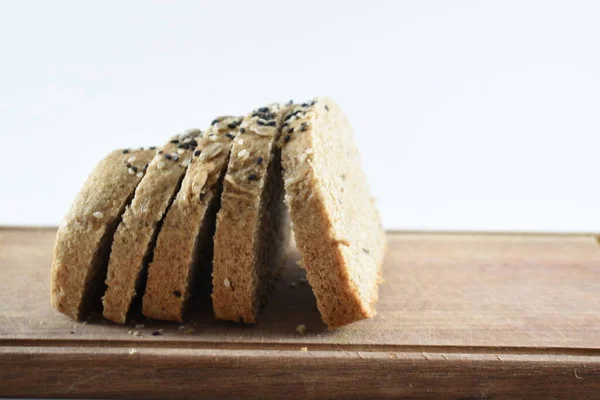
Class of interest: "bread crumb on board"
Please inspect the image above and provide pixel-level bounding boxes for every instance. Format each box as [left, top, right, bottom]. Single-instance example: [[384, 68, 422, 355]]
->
[[300, 347, 308, 352], [128, 348, 138, 355], [296, 324, 306, 334]]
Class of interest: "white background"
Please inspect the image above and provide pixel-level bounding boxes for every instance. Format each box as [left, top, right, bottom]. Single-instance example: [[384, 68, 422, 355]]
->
[[1, 1, 598, 232]]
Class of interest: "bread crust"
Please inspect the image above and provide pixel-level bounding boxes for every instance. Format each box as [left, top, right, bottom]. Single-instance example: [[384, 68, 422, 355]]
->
[[51, 148, 155, 320], [102, 132, 200, 323], [141, 118, 240, 322]]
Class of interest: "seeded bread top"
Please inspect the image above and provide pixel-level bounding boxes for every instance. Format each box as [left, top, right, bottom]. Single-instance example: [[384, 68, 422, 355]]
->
[[51, 147, 156, 320]]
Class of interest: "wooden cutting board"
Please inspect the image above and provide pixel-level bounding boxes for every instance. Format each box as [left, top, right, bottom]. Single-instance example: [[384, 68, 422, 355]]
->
[[1, 227, 599, 399]]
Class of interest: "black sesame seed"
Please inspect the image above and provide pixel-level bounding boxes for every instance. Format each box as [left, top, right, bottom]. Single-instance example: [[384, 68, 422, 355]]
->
[[301, 103, 309, 107], [122, 149, 130, 154], [189, 139, 198, 147], [266, 120, 276, 127], [164, 154, 172, 160], [150, 146, 156, 150], [240, 127, 245, 134], [170, 139, 179, 144], [194, 150, 201, 157], [152, 331, 161, 336], [257, 119, 265, 126], [70, 331, 75, 334], [173, 290, 181, 297], [284, 114, 292, 122], [248, 174, 258, 181], [139, 147, 145, 150], [126, 163, 132, 168], [287, 127, 294, 134], [284, 135, 291, 143], [325, 105, 329, 111], [300, 123, 307, 132], [362, 248, 370, 254], [178, 143, 188, 149], [131, 166, 138, 173], [211, 119, 219, 125], [199, 192, 206, 201], [227, 122, 237, 129], [256, 157, 263, 165], [158, 150, 163, 155], [225, 133, 235, 140], [286, 99, 293, 105]]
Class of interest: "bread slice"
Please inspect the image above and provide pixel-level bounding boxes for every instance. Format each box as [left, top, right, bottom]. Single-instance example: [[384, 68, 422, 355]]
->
[[212, 104, 290, 323], [102, 131, 201, 323], [279, 97, 386, 328], [51, 147, 156, 320], [142, 117, 241, 322]]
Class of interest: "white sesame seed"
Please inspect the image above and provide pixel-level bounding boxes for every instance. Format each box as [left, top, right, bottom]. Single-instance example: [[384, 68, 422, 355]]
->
[[298, 153, 307, 162], [127, 156, 136, 163], [92, 211, 104, 219], [157, 161, 166, 169], [171, 153, 180, 161], [132, 331, 140, 336], [183, 137, 192, 143], [128, 168, 136, 175], [185, 128, 201, 135], [223, 278, 231, 287], [178, 325, 185, 331], [237, 149, 249, 158], [182, 158, 191, 167], [136, 171, 144, 178], [209, 135, 218, 141], [177, 148, 185, 154], [237, 138, 244, 145], [128, 348, 137, 355]]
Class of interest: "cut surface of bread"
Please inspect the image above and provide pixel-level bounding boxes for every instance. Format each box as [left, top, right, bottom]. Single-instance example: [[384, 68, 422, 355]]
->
[[102, 131, 200, 323], [279, 97, 386, 328], [51, 147, 156, 320], [212, 104, 290, 323], [142, 117, 241, 322]]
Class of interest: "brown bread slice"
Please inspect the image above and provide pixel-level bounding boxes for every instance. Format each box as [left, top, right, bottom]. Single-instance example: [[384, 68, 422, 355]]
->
[[279, 97, 386, 328], [142, 117, 241, 322], [102, 131, 200, 323], [212, 104, 290, 323], [51, 147, 156, 320]]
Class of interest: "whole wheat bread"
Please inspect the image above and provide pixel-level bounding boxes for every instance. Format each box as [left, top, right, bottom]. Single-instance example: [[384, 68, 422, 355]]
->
[[51, 147, 155, 320], [102, 131, 200, 323], [212, 105, 290, 323], [142, 117, 241, 322], [279, 97, 386, 328]]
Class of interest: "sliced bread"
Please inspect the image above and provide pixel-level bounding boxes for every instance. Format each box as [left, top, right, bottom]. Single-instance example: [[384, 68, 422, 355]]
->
[[102, 131, 200, 323], [279, 97, 386, 328], [51, 147, 156, 320], [142, 117, 241, 322], [212, 104, 290, 323]]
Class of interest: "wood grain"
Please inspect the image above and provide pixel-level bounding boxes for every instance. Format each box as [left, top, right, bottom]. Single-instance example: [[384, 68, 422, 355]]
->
[[0, 227, 599, 399]]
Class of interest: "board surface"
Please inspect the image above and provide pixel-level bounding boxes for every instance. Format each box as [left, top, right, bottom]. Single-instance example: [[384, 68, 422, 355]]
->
[[0, 227, 599, 399]]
